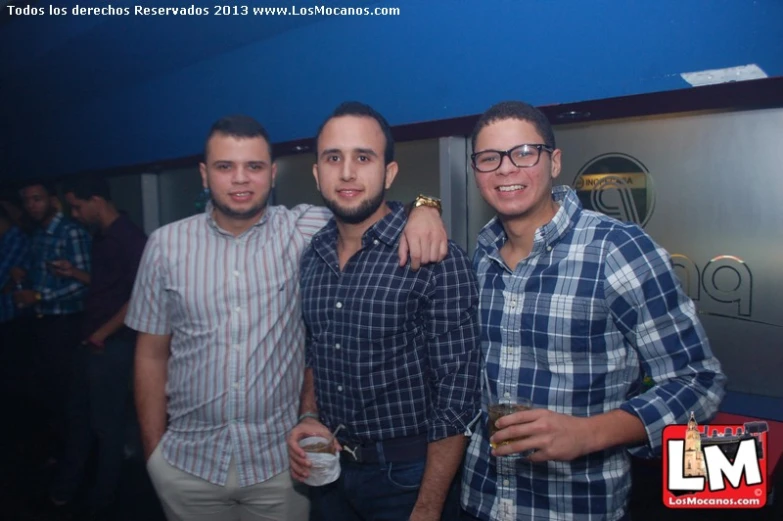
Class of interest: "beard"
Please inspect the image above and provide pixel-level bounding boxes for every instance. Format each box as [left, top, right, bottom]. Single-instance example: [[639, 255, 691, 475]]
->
[[321, 186, 386, 225], [210, 192, 269, 221]]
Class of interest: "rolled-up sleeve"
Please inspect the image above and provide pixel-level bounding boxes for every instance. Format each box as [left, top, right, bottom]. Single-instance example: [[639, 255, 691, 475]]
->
[[424, 244, 482, 442], [604, 228, 726, 457]]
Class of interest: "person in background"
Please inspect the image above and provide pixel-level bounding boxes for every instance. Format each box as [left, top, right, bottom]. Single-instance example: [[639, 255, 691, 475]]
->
[[125, 114, 447, 521], [47, 176, 148, 520], [0, 202, 29, 393], [11, 180, 91, 459], [461, 101, 725, 521]]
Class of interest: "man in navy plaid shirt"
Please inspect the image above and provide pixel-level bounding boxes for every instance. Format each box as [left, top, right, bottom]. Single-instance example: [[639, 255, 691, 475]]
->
[[288, 102, 482, 521], [461, 101, 726, 521], [11, 180, 91, 458]]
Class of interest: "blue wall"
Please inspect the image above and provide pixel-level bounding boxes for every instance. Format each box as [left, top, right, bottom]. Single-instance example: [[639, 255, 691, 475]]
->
[[4, 0, 782, 177]]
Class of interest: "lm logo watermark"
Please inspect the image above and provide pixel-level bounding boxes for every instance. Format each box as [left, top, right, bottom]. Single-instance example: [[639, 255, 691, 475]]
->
[[663, 413, 768, 508]]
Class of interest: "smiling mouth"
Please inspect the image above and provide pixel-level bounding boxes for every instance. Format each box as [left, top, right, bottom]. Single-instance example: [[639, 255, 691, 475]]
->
[[337, 189, 363, 197], [497, 184, 525, 192]]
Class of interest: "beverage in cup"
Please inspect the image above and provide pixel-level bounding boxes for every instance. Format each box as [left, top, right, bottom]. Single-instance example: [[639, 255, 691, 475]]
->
[[488, 399, 532, 449]]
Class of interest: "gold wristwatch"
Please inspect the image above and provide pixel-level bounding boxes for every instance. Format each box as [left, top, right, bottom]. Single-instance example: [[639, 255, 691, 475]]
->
[[412, 194, 442, 215]]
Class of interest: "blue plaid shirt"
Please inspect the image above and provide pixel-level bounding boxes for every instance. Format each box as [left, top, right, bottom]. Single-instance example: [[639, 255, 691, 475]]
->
[[301, 202, 482, 444], [462, 186, 725, 521], [1, 225, 29, 323], [23, 213, 91, 316]]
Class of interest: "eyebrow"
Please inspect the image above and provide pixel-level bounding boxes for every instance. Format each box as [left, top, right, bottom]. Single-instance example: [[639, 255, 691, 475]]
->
[[353, 148, 378, 157], [211, 159, 269, 166], [320, 147, 379, 158]]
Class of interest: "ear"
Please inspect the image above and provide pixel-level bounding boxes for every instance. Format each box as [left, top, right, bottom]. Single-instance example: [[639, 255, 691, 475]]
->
[[384, 161, 399, 190], [199, 162, 208, 189], [549, 149, 562, 180], [311, 163, 321, 192]]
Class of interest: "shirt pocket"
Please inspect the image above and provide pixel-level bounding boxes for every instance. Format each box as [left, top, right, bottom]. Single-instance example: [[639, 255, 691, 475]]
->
[[534, 293, 609, 367]]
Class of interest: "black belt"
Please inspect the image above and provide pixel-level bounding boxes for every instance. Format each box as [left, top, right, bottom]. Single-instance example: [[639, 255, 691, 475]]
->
[[339, 434, 428, 464]]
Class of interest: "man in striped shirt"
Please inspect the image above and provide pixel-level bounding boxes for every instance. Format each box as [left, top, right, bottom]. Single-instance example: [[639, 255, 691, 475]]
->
[[460, 101, 726, 521], [125, 115, 447, 521]]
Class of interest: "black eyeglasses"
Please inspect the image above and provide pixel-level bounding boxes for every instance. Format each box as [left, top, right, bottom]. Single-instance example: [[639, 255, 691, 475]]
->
[[471, 144, 554, 173]]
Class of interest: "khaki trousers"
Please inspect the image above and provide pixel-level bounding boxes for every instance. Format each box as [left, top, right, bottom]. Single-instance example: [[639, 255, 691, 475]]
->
[[147, 444, 310, 521]]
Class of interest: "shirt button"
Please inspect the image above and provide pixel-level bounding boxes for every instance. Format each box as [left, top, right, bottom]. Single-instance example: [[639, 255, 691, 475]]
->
[[504, 392, 511, 398], [233, 270, 240, 277], [232, 382, 239, 389], [337, 385, 343, 391], [235, 306, 241, 312], [335, 302, 343, 309], [503, 479, 510, 486], [335, 343, 341, 350], [373, 239, 379, 245], [546, 245, 552, 252], [510, 300, 516, 307]]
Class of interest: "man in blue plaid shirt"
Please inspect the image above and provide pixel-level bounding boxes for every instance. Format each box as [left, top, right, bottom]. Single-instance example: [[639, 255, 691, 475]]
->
[[288, 102, 482, 521], [0, 203, 28, 325], [461, 101, 726, 521], [12, 180, 91, 456]]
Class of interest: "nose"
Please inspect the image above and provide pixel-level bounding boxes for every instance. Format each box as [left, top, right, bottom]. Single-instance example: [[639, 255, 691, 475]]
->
[[339, 162, 356, 181], [232, 166, 250, 183], [495, 153, 518, 176]]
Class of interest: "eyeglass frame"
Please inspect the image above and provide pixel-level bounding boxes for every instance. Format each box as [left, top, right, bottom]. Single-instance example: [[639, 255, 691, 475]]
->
[[470, 143, 555, 172]]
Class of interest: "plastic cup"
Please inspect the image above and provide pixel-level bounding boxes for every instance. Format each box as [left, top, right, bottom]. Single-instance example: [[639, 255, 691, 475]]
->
[[299, 436, 340, 486]]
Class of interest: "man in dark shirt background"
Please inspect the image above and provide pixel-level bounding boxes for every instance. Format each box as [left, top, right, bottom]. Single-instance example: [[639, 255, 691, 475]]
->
[[48, 176, 148, 519], [287, 102, 481, 521]]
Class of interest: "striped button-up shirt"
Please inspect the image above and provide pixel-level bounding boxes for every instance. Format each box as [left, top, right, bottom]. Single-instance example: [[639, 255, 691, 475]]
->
[[125, 203, 330, 486], [301, 203, 482, 444], [462, 186, 725, 521], [24, 213, 91, 316]]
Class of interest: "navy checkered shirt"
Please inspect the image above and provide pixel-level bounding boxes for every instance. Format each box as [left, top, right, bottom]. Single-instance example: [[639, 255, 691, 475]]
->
[[23, 213, 91, 316], [301, 202, 482, 444], [1, 225, 29, 323], [461, 186, 725, 521]]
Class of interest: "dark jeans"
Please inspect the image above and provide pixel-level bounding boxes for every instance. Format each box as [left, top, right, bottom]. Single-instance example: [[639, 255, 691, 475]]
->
[[51, 331, 135, 508], [310, 459, 461, 521], [31, 313, 83, 451], [461, 507, 632, 520]]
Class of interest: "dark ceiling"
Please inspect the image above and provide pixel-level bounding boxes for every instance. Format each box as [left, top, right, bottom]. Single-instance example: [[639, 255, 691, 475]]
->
[[1, 0, 349, 113], [1, 0, 781, 178]]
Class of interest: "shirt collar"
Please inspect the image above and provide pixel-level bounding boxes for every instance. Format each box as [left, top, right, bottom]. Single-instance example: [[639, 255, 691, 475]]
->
[[476, 185, 581, 255], [44, 212, 64, 236], [367, 201, 406, 247], [312, 201, 406, 251], [204, 201, 269, 237]]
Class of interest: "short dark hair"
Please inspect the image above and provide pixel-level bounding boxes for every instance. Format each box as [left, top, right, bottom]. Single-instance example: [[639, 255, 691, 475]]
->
[[471, 101, 556, 152], [205, 114, 273, 160], [315, 101, 394, 165], [18, 179, 55, 196], [63, 176, 112, 202]]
